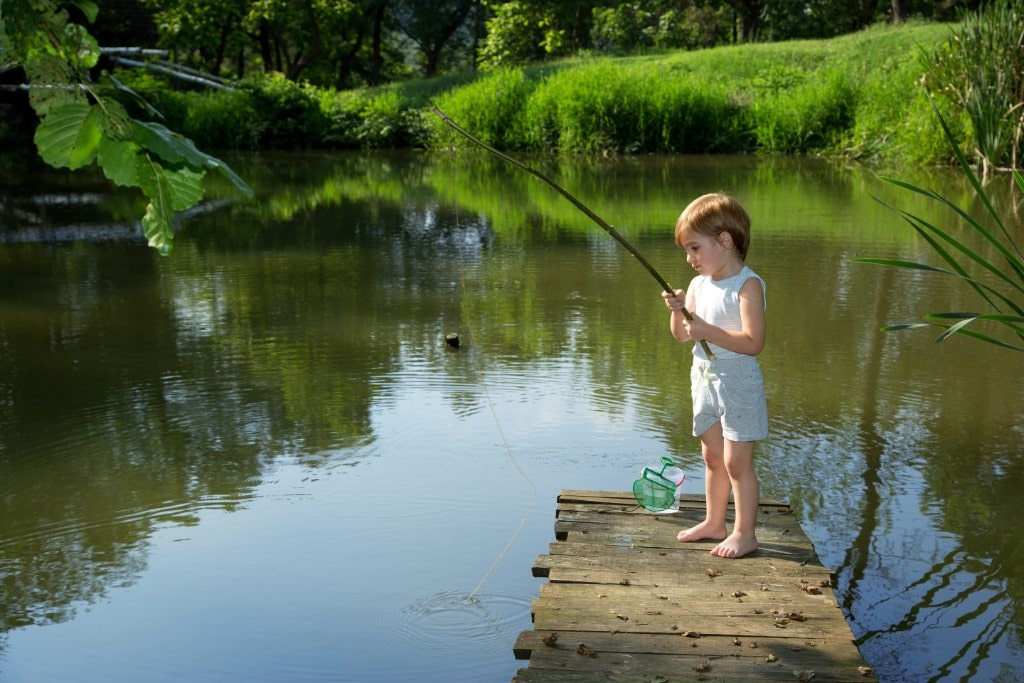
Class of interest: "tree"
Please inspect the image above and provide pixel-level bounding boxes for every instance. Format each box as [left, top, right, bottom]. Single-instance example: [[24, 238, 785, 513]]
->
[[590, 1, 732, 53], [722, 0, 765, 41], [392, 0, 479, 76], [477, 0, 597, 68], [1, 0, 252, 253]]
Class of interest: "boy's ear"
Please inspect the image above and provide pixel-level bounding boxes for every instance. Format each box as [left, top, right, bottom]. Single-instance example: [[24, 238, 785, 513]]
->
[[717, 232, 734, 249]]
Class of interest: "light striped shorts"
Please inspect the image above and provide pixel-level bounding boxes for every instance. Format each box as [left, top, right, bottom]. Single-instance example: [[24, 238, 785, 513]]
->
[[691, 355, 768, 442]]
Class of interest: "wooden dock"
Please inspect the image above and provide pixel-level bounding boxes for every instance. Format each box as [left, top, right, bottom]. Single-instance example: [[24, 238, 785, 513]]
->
[[512, 490, 873, 682]]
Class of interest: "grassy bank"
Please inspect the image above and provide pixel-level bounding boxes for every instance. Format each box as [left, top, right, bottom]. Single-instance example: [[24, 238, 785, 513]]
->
[[124, 20, 961, 166]]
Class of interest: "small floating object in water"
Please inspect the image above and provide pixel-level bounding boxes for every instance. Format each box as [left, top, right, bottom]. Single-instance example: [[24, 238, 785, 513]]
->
[[445, 332, 460, 349]]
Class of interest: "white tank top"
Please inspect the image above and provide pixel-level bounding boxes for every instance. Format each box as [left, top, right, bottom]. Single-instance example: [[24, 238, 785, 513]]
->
[[691, 264, 765, 361]]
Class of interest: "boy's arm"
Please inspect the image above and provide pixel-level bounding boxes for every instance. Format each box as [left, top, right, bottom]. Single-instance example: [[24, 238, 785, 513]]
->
[[665, 278, 700, 342], [695, 277, 765, 356], [666, 288, 691, 342]]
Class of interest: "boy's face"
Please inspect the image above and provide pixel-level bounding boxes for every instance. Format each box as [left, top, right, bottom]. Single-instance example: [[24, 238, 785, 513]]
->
[[680, 229, 734, 279]]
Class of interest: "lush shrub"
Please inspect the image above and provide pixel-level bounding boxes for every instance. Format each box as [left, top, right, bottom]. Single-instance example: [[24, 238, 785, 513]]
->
[[749, 69, 854, 153], [241, 73, 327, 148], [524, 60, 658, 153], [652, 76, 751, 153], [432, 67, 534, 149]]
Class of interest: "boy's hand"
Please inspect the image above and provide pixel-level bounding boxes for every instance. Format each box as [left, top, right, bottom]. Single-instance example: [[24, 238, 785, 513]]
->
[[662, 288, 686, 311], [681, 313, 708, 341]]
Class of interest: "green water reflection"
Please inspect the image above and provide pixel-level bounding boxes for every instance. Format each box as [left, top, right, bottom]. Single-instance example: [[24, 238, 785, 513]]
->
[[0, 150, 1022, 682]]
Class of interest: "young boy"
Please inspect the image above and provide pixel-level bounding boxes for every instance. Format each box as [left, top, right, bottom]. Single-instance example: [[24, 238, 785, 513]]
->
[[661, 193, 767, 559]]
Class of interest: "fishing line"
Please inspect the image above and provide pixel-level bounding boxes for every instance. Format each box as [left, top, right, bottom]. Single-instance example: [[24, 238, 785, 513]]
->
[[433, 106, 714, 360], [441, 132, 538, 602]]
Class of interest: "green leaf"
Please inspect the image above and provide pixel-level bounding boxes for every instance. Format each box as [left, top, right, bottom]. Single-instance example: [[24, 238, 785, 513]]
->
[[141, 199, 173, 256], [96, 136, 141, 187], [132, 119, 215, 168], [108, 74, 164, 120], [34, 102, 102, 169], [64, 22, 99, 69], [138, 157, 176, 254], [855, 256, 1023, 315], [927, 96, 1016, 254], [138, 155, 204, 213], [25, 53, 81, 116], [95, 96, 134, 141], [850, 258, 953, 274], [880, 320, 1024, 352], [925, 312, 1024, 324], [162, 165, 206, 211], [132, 120, 253, 197], [876, 174, 1024, 285], [880, 323, 932, 332], [205, 157, 254, 198], [935, 327, 1024, 352], [72, 0, 99, 23]]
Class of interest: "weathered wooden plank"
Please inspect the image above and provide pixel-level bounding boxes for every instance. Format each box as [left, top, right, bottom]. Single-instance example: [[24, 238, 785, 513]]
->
[[514, 629, 865, 663], [514, 632, 868, 681], [533, 540, 830, 580], [554, 505, 810, 548], [512, 491, 871, 683], [514, 646, 869, 682]]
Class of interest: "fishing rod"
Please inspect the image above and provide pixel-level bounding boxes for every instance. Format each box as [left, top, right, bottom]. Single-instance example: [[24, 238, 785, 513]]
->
[[432, 106, 715, 360]]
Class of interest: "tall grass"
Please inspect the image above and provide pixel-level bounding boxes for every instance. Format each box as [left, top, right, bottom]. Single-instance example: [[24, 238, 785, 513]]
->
[[113, 21, 964, 164], [431, 21, 957, 160]]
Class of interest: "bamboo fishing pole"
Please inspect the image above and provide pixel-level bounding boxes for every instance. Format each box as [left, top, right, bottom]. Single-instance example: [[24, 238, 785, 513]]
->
[[432, 106, 715, 360]]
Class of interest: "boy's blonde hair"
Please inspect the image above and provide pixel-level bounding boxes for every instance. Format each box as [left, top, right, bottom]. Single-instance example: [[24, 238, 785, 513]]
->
[[675, 193, 751, 261]]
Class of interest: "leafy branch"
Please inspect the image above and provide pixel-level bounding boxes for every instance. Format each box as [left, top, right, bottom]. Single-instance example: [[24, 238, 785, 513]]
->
[[0, 0, 252, 254]]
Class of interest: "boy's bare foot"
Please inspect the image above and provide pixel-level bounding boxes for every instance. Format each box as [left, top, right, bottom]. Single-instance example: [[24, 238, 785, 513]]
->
[[676, 520, 727, 543], [709, 531, 758, 559]]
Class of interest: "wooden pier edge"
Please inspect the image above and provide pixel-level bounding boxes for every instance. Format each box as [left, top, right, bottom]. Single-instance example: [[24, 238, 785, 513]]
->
[[511, 490, 874, 682]]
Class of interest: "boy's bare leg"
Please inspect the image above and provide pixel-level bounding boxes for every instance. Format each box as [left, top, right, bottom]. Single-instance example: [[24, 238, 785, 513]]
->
[[710, 438, 759, 558], [677, 422, 729, 542]]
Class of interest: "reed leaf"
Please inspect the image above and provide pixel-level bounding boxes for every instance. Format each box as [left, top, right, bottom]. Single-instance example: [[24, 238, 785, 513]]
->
[[929, 95, 1021, 259], [876, 175, 1024, 284], [933, 312, 1024, 349], [888, 202, 1024, 295], [854, 258, 1024, 315], [880, 321, 1024, 351], [854, 89, 1024, 351]]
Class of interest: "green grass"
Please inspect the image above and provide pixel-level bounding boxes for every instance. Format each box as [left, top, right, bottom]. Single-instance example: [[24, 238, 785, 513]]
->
[[117, 20, 962, 165], [432, 20, 960, 163]]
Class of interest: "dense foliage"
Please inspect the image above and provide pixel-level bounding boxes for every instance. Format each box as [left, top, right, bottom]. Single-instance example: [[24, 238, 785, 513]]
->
[[77, 0, 980, 88]]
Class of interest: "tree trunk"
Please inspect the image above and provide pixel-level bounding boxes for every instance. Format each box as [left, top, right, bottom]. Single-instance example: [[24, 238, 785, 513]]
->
[[369, 1, 385, 86], [212, 12, 236, 75], [891, 0, 906, 23], [723, 0, 763, 42], [287, 0, 325, 81]]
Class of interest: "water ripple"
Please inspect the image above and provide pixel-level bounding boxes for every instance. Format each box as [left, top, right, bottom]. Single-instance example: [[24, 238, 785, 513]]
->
[[378, 589, 531, 658]]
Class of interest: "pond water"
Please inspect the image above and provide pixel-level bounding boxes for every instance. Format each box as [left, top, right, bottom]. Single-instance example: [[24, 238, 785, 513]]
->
[[0, 148, 1022, 682]]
